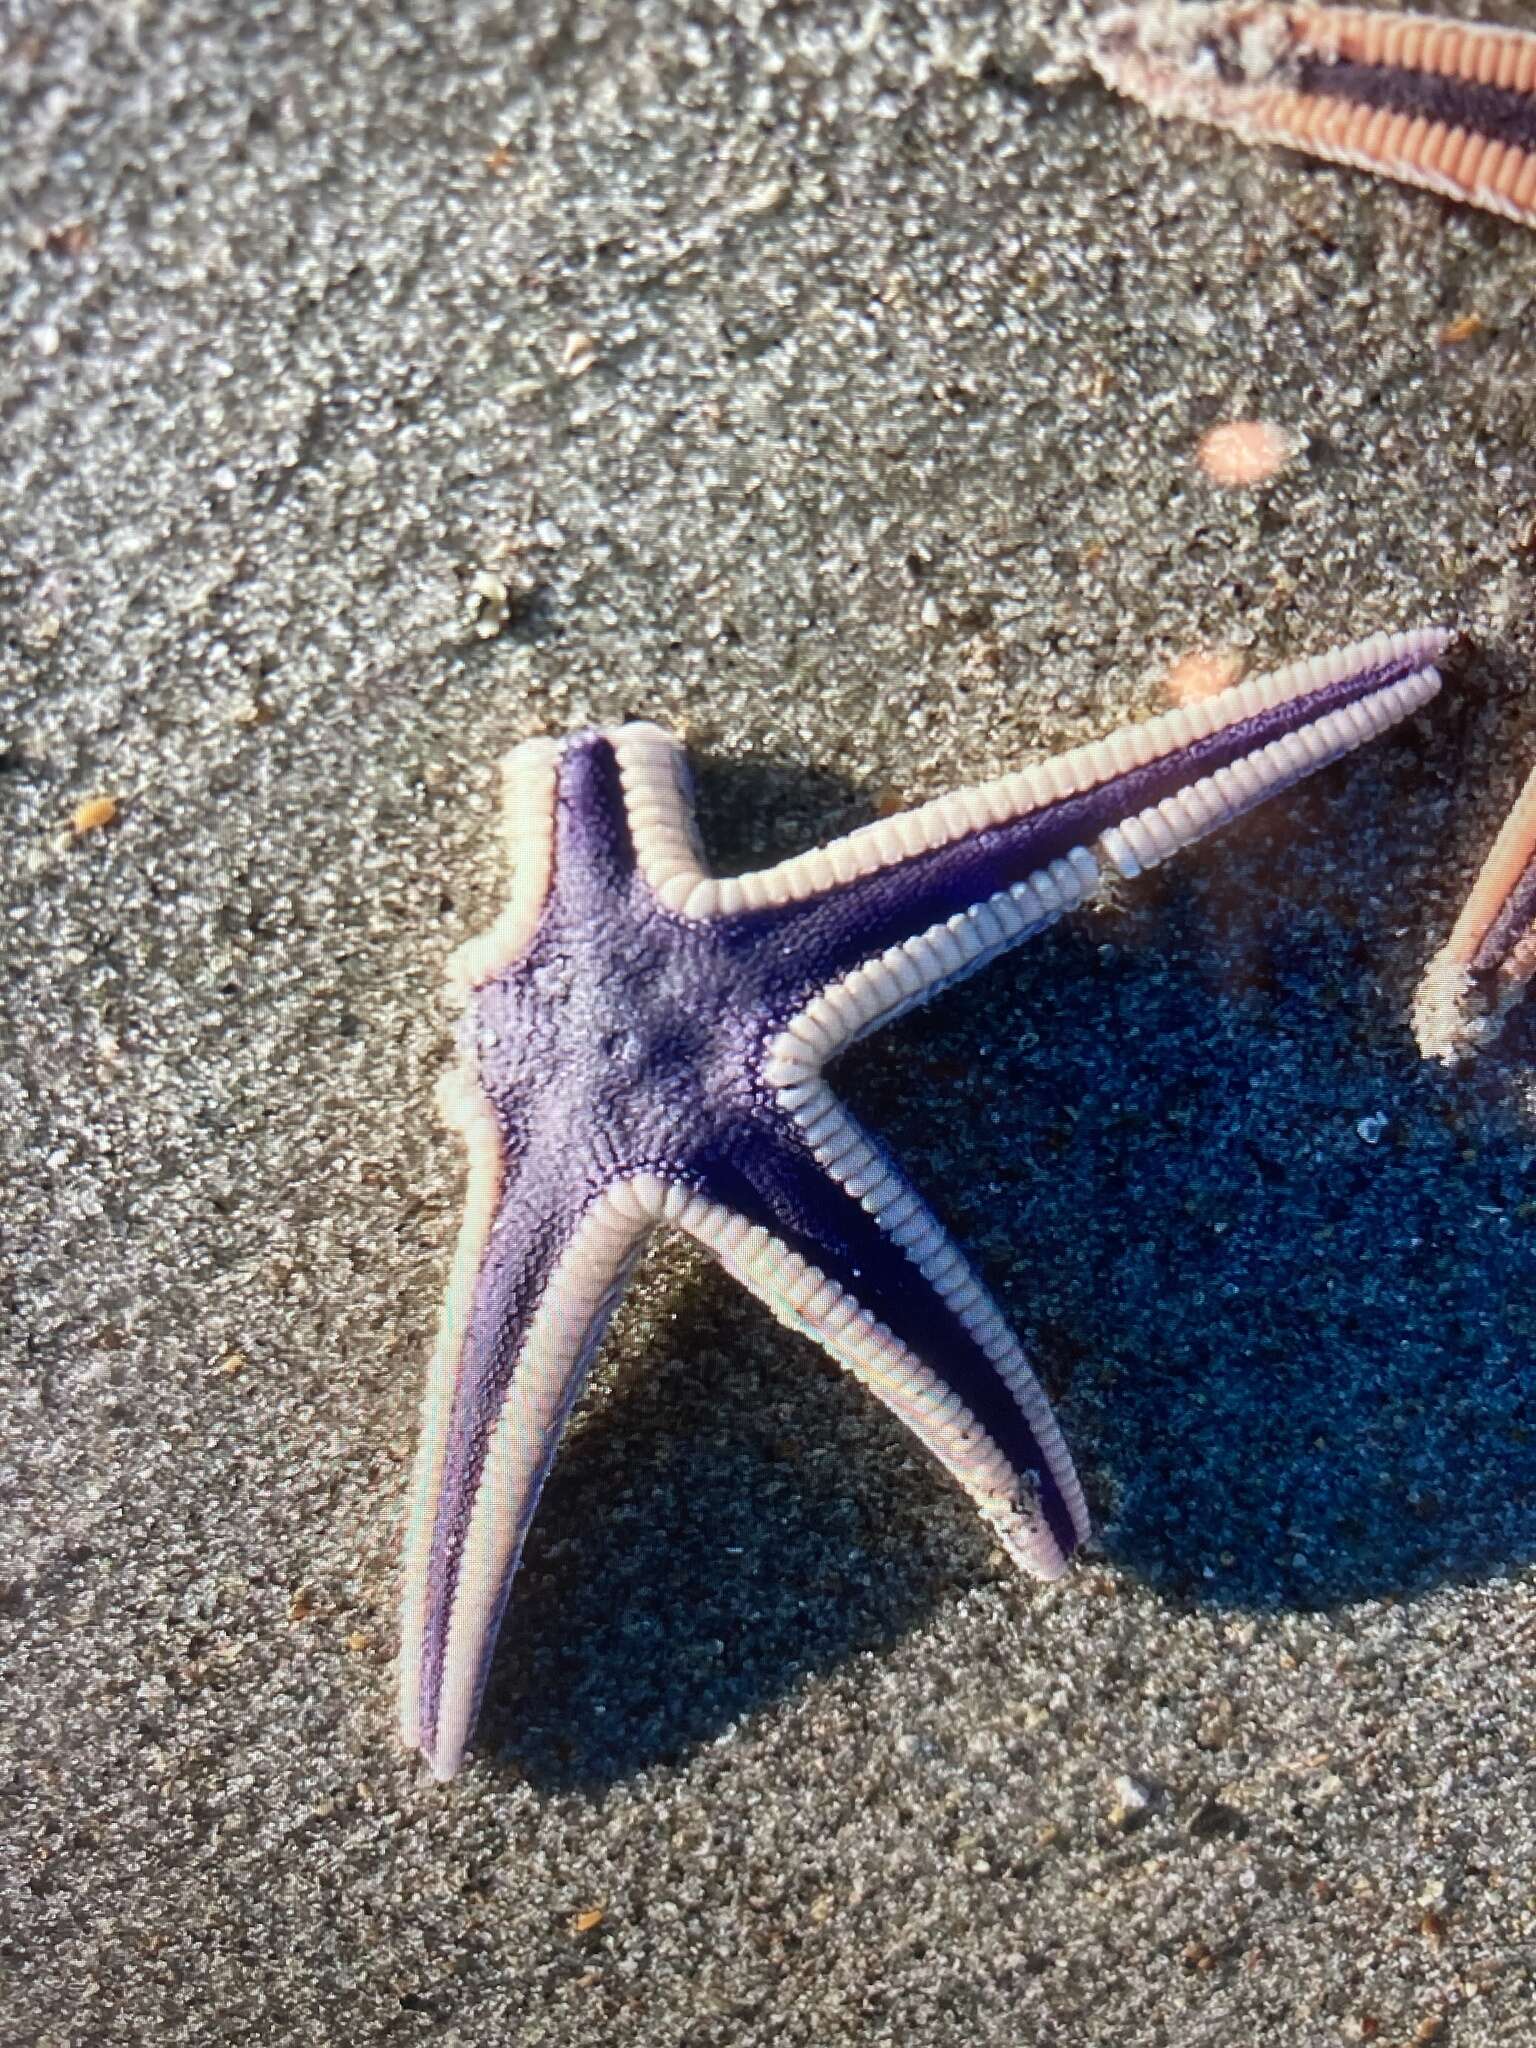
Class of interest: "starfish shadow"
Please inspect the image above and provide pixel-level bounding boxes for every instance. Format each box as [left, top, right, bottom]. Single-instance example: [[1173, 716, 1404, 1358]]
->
[[1488, 1000, 1536, 1068], [478, 1264, 968, 1791], [474, 743, 1536, 1787], [864, 775, 1536, 1620], [686, 745, 878, 873]]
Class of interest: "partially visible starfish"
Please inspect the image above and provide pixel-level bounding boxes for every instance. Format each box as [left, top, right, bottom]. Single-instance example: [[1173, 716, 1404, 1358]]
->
[[1087, 4, 1536, 230], [1080, 3, 1536, 1056], [398, 626, 1446, 1779], [1414, 762, 1536, 1060]]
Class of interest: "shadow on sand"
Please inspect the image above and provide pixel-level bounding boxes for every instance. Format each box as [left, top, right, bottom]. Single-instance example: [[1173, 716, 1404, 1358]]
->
[[473, 739, 1536, 1791]]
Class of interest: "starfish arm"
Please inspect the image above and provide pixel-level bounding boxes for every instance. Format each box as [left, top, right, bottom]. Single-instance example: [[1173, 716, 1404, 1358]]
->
[[1414, 761, 1536, 1061], [1088, 4, 1536, 230], [652, 1123, 1089, 1577], [603, 631, 1445, 999], [742, 628, 1447, 1015], [445, 734, 564, 996], [398, 1094, 655, 1780]]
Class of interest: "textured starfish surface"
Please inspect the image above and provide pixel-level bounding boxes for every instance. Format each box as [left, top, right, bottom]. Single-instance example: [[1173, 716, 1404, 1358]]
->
[[1088, 4, 1536, 230], [399, 627, 1447, 1779]]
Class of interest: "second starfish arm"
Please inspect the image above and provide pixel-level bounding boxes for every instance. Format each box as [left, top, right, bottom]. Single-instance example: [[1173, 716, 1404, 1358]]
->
[[739, 628, 1449, 1010], [663, 1121, 1089, 1577], [398, 1097, 657, 1783]]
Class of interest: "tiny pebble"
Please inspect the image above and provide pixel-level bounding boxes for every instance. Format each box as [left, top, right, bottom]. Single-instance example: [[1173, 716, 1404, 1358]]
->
[[1108, 1773, 1159, 1828], [1196, 419, 1297, 488], [468, 571, 510, 638], [1165, 645, 1248, 706], [70, 795, 119, 835]]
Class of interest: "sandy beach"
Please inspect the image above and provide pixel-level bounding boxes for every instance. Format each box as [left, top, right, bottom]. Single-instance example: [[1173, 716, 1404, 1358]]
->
[[5, 2, 1536, 2040]]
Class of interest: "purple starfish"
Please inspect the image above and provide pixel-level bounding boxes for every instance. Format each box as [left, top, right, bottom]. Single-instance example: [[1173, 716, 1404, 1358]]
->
[[399, 626, 1448, 1780]]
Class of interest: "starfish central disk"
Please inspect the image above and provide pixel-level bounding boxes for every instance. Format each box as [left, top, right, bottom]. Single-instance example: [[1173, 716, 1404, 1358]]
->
[[399, 627, 1448, 1779]]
